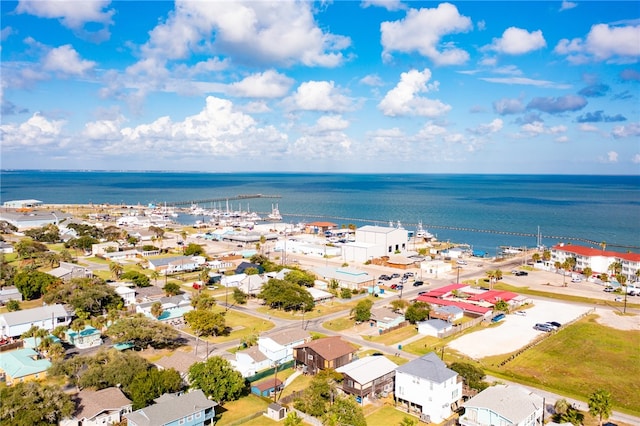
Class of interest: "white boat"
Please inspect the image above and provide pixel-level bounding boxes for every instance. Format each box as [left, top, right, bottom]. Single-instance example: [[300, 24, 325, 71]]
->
[[416, 221, 435, 240], [267, 203, 282, 221]]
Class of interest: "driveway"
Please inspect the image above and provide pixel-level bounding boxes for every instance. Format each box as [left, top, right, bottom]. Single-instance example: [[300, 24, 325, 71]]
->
[[447, 299, 592, 359]]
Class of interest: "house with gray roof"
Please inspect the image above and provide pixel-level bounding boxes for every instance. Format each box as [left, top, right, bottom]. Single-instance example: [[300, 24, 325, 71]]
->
[[60, 387, 133, 426], [371, 306, 405, 330], [417, 318, 454, 337], [0, 209, 71, 230], [258, 328, 311, 364], [0, 286, 22, 305], [312, 266, 375, 290], [0, 304, 73, 338], [125, 390, 217, 426], [154, 350, 200, 383], [394, 352, 462, 423], [234, 345, 271, 378], [459, 384, 544, 426], [336, 355, 398, 402], [47, 261, 93, 282]]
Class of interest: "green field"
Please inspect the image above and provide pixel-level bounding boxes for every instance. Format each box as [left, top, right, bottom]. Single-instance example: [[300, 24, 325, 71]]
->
[[482, 315, 640, 415]]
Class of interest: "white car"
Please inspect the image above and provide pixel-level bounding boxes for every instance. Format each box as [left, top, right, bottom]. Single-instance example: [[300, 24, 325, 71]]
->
[[514, 310, 527, 316]]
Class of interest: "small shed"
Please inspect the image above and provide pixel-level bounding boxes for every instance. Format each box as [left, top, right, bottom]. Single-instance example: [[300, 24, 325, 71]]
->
[[417, 319, 453, 337], [251, 377, 283, 397], [266, 402, 287, 421]]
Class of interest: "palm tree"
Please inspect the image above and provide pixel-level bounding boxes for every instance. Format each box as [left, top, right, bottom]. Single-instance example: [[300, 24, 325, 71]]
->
[[485, 270, 496, 289], [588, 389, 612, 426], [600, 241, 607, 251], [109, 262, 123, 280], [542, 250, 551, 262], [150, 301, 164, 319], [151, 270, 160, 286], [532, 253, 541, 263]]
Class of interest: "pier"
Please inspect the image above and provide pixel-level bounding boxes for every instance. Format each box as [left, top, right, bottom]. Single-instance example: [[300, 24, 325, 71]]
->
[[164, 194, 281, 207]]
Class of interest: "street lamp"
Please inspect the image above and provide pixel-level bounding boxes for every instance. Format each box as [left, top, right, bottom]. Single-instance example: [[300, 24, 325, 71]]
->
[[456, 266, 462, 284]]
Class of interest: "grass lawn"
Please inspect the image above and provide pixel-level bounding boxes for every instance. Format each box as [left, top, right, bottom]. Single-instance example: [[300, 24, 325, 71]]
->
[[257, 299, 359, 320], [215, 394, 271, 426], [482, 314, 640, 415], [362, 324, 418, 346], [365, 405, 417, 425], [280, 372, 313, 399], [0, 297, 45, 314], [357, 349, 411, 366], [183, 306, 275, 344], [322, 315, 353, 331]]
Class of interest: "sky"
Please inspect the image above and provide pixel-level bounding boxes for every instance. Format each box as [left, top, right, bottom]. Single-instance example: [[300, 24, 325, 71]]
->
[[1, 0, 639, 174]]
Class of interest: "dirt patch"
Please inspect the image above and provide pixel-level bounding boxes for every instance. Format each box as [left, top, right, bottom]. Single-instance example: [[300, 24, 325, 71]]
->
[[593, 308, 639, 331]]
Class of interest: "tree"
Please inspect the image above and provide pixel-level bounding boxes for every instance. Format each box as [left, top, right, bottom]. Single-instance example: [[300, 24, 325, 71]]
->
[[258, 278, 315, 311], [582, 267, 593, 279], [449, 362, 488, 391], [120, 271, 151, 287], [340, 287, 352, 299], [284, 411, 303, 426], [43, 277, 123, 317], [188, 356, 246, 403], [163, 282, 181, 296], [390, 299, 409, 314], [293, 369, 340, 417], [184, 309, 227, 356], [191, 293, 217, 310], [0, 381, 74, 425], [399, 416, 417, 426], [14, 270, 59, 300], [232, 287, 247, 304], [494, 300, 509, 312], [5, 299, 21, 311], [150, 301, 164, 319], [106, 314, 179, 349], [532, 253, 541, 263], [405, 301, 430, 324], [184, 243, 204, 256], [14, 238, 49, 260], [24, 224, 61, 243], [324, 396, 366, 426], [351, 298, 373, 322], [284, 269, 316, 287], [127, 368, 183, 410], [588, 389, 612, 426], [109, 262, 124, 279]]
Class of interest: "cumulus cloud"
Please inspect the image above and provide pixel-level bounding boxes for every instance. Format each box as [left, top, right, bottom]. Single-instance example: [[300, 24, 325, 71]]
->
[[137, 1, 350, 68], [493, 97, 525, 115], [360, 74, 384, 86], [468, 118, 503, 135], [555, 23, 640, 64], [632, 154, 640, 164], [606, 151, 619, 162], [285, 81, 352, 112], [311, 115, 350, 132], [579, 123, 600, 132], [1, 26, 14, 41], [380, 3, 472, 65], [43, 45, 96, 76], [527, 95, 587, 113], [15, 0, 114, 42], [519, 121, 567, 137], [378, 68, 451, 117], [578, 83, 610, 97], [576, 110, 626, 123], [612, 122, 640, 138], [229, 70, 294, 98], [485, 27, 546, 55], [0, 112, 67, 150]]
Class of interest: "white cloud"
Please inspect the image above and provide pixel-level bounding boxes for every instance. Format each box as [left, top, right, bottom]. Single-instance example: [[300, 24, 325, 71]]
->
[[0, 112, 66, 149], [43, 45, 96, 75], [378, 69, 451, 117], [229, 70, 294, 98], [470, 118, 504, 135], [361, 0, 406, 12], [480, 77, 572, 89], [360, 74, 384, 86], [612, 122, 640, 139], [560, 1, 577, 12], [485, 27, 546, 55], [380, 3, 472, 65], [493, 97, 525, 115], [312, 115, 350, 132], [137, 1, 350, 68], [555, 23, 640, 63], [632, 154, 640, 164], [578, 123, 600, 132], [519, 121, 568, 137], [285, 81, 352, 112], [607, 151, 619, 162]]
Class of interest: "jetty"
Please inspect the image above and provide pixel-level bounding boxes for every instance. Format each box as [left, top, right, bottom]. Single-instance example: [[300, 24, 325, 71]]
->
[[164, 194, 281, 207]]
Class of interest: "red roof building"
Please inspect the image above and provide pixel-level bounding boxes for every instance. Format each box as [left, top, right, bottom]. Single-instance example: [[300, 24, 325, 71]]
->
[[415, 295, 493, 316]]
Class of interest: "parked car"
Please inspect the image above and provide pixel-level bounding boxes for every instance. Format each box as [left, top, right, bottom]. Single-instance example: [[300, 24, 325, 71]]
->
[[514, 310, 527, 316], [534, 323, 553, 332], [379, 275, 391, 281], [413, 281, 424, 287], [548, 321, 562, 328], [391, 273, 400, 279], [403, 272, 414, 278], [514, 271, 528, 276], [603, 287, 615, 292], [418, 291, 428, 296], [390, 284, 398, 290], [396, 285, 404, 290], [456, 260, 467, 265]]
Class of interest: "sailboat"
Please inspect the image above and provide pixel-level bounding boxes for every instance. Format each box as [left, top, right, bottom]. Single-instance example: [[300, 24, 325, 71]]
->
[[267, 203, 282, 221]]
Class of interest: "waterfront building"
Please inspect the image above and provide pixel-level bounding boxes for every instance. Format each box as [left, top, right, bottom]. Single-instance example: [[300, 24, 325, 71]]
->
[[550, 244, 640, 281], [341, 225, 409, 263]]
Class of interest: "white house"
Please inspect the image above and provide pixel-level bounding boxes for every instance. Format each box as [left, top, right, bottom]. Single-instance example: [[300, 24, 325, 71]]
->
[[420, 259, 452, 278], [258, 329, 311, 364], [313, 266, 375, 291], [147, 256, 201, 275], [234, 346, 271, 377], [459, 384, 544, 426], [417, 319, 453, 337], [0, 304, 73, 338], [115, 286, 136, 306], [47, 262, 93, 282], [341, 225, 409, 263], [395, 352, 462, 423]]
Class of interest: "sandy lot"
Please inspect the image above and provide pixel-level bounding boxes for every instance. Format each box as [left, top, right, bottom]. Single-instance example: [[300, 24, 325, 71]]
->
[[446, 299, 635, 359]]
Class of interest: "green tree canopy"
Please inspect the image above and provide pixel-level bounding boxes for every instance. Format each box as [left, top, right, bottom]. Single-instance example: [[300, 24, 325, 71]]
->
[[0, 381, 74, 426], [105, 314, 179, 349], [324, 396, 366, 426], [66, 235, 99, 252], [43, 277, 123, 316], [14, 270, 59, 300], [293, 369, 339, 417], [191, 293, 217, 310], [184, 309, 227, 338], [232, 287, 247, 304], [163, 282, 181, 296], [494, 300, 509, 312], [351, 298, 374, 322], [127, 367, 184, 410], [588, 389, 613, 426], [24, 224, 61, 243], [284, 269, 316, 287], [14, 238, 49, 260], [449, 362, 488, 391], [188, 356, 246, 403], [184, 243, 204, 256], [120, 271, 151, 287], [258, 278, 315, 311], [405, 301, 430, 324]]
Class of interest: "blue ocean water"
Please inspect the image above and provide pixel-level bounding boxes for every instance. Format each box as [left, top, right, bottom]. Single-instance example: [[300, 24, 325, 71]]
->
[[1, 170, 639, 256]]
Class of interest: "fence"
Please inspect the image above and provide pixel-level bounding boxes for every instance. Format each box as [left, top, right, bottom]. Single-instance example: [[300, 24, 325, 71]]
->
[[278, 390, 304, 405], [377, 320, 409, 335], [439, 316, 485, 339], [225, 411, 264, 426], [246, 360, 295, 383]]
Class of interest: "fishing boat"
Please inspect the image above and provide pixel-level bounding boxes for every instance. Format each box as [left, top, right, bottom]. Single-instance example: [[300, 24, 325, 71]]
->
[[267, 203, 282, 221]]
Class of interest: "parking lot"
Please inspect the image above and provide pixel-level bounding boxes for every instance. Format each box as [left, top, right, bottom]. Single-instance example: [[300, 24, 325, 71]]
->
[[447, 299, 593, 359]]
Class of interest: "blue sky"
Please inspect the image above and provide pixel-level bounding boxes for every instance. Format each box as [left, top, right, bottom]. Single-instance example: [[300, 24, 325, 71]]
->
[[1, 0, 639, 174]]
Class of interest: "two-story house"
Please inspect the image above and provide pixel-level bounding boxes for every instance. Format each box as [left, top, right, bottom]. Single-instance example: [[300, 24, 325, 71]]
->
[[336, 355, 398, 403], [0, 304, 73, 338], [60, 387, 133, 426], [293, 336, 356, 375], [126, 390, 217, 426], [259, 329, 311, 364], [394, 352, 462, 424], [459, 384, 544, 426]]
